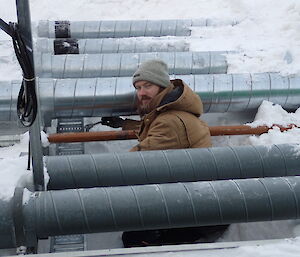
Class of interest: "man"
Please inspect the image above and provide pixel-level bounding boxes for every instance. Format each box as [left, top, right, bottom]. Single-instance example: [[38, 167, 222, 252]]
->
[[102, 59, 228, 247], [103, 59, 212, 151]]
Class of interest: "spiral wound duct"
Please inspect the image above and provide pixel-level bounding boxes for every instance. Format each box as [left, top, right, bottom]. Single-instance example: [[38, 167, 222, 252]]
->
[[1, 73, 299, 125], [35, 38, 190, 55], [38, 19, 239, 39], [1, 176, 300, 248], [34, 51, 229, 78], [45, 144, 300, 190]]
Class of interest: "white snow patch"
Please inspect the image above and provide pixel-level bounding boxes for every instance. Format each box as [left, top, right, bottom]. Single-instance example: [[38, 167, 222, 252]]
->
[[0, 132, 50, 201], [246, 101, 300, 146], [22, 188, 34, 205], [41, 131, 50, 147], [248, 100, 300, 128], [0, 155, 33, 201], [190, 1, 300, 75], [249, 127, 300, 146]]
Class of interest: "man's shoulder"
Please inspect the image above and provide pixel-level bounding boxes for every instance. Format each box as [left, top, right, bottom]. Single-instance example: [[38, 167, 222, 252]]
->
[[158, 109, 195, 119], [155, 110, 208, 128], [153, 110, 191, 126]]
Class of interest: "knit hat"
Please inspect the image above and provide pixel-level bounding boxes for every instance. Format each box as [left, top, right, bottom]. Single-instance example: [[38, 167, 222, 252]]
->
[[132, 60, 171, 88]]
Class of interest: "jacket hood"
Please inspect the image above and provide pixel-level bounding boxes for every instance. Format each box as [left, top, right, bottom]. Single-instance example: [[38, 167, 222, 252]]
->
[[154, 79, 203, 117]]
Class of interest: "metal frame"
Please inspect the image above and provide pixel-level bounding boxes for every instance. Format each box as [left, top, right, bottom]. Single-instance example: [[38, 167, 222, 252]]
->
[[16, 0, 44, 191]]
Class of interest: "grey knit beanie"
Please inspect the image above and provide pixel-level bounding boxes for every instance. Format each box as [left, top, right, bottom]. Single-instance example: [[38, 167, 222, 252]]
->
[[132, 60, 171, 88]]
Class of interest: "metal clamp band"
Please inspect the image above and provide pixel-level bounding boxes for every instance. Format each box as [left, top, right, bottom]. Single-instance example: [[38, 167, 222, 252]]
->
[[12, 187, 26, 247], [23, 77, 35, 82]]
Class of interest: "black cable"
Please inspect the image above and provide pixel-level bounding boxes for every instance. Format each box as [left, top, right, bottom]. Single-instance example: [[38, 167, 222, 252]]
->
[[10, 22, 37, 127], [0, 19, 37, 127], [27, 141, 31, 171], [84, 120, 103, 132]]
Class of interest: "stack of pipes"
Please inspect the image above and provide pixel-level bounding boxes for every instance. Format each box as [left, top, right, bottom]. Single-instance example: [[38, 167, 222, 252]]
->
[[0, 18, 300, 251]]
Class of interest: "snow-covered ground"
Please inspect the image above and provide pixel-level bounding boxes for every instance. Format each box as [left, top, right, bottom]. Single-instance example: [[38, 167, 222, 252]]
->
[[1, 0, 300, 255]]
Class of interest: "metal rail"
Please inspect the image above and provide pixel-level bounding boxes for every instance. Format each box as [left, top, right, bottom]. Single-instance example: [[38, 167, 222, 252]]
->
[[16, 0, 45, 191]]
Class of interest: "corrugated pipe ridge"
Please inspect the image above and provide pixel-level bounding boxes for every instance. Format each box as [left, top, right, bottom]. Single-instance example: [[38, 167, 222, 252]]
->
[[1, 73, 299, 124], [38, 19, 239, 39], [34, 51, 229, 78], [1, 176, 300, 248], [46, 144, 300, 190], [35, 38, 190, 54]]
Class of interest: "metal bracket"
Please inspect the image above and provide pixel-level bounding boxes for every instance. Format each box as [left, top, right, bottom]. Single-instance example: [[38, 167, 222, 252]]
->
[[56, 118, 85, 155], [16, 0, 45, 191], [0, 18, 13, 37], [12, 188, 26, 248]]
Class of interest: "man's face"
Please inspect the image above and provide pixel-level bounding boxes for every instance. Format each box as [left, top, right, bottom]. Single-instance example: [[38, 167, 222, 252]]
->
[[134, 81, 161, 110]]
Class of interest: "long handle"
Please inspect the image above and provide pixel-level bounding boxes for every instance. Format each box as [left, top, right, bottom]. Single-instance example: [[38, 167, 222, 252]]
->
[[47, 124, 297, 143]]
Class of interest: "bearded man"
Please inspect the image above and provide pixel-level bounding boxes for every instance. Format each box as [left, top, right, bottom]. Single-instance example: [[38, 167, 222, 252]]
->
[[103, 59, 212, 151], [102, 59, 228, 247]]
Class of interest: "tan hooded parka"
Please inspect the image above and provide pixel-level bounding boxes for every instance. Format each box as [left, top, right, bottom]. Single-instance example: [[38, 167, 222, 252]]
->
[[130, 79, 212, 151]]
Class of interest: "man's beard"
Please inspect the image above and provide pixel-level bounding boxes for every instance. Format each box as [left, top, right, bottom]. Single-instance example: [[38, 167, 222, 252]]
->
[[137, 96, 152, 116]]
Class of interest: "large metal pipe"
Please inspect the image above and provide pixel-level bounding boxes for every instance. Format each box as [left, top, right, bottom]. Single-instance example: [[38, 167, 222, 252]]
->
[[35, 38, 190, 54], [0, 80, 20, 123], [38, 19, 239, 39], [2, 176, 300, 248], [2, 73, 299, 125], [34, 51, 229, 78], [45, 144, 300, 190]]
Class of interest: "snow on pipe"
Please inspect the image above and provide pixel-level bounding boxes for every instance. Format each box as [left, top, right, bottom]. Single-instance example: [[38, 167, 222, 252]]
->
[[1, 73, 299, 126], [35, 38, 190, 54], [37, 19, 239, 39], [2, 176, 300, 249], [45, 144, 300, 190], [34, 51, 229, 78]]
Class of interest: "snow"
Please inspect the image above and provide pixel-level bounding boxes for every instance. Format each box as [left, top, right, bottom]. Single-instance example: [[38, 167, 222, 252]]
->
[[0, 131, 50, 201], [1, 0, 300, 255], [0, 133, 33, 201], [2, 0, 300, 78], [190, 1, 300, 75], [247, 100, 300, 146], [249, 126, 300, 146], [248, 100, 300, 128]]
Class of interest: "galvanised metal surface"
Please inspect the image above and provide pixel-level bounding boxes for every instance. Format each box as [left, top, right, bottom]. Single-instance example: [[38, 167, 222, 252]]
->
[[38, 19, 239, 39], [56, 118, 85, 155], [36, 38, 190, 54], [45, 144, 300, 190], [34, 52, 229, 78], [0, 80, 17, 122], [17, 0, 45, 191], [1, 73, 300, 125], [0, 176, 299, 248], [0, 199, 15, 249]]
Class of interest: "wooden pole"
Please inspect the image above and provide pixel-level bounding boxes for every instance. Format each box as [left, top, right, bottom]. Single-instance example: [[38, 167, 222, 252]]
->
[[48, 124, 298, 143]]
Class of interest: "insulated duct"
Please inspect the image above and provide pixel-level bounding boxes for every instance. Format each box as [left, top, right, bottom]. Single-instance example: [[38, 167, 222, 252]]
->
[[46, 144, 300, 190], [36, 38, 190, 54], [34, 51, 229, 78], [0, 80, 20, 122], [2, 176, 300, 248], [38, 19, 239, 39], [1, 73, 299, 125]]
